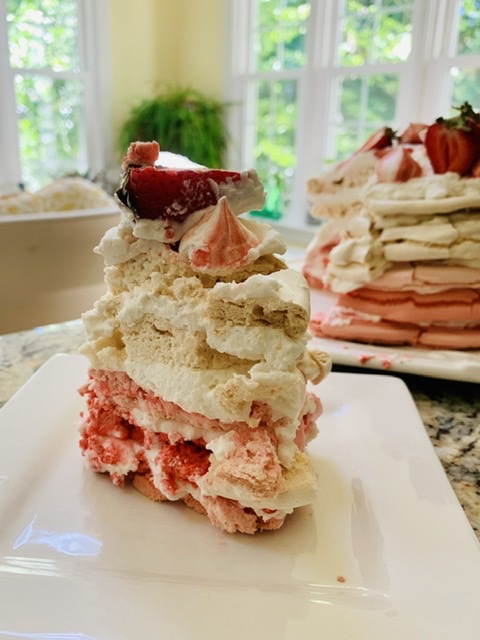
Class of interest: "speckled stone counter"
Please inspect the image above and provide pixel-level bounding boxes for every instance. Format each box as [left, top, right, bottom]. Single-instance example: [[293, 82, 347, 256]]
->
[[1, 319, 479, 541]]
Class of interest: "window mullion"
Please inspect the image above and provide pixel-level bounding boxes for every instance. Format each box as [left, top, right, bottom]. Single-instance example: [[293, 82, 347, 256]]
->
[[287, 0, 329, 226], [307, 1, 341, 177], [78, 0, 112, 178], [224, 0, 254, 169], [394, 0, 428, 128], [0, 0, 22, 189], [10, 67, 83, 81], [418, 0, 457, 122]]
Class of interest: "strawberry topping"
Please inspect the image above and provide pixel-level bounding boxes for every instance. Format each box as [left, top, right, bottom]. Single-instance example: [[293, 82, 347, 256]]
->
[[337, 126, 395, 172], [355, 126, 396, 154], [376, 146, 423, 182], [424, 102, 480, 176], [118, 166, 242, 221], [399, 122, 428, 144]]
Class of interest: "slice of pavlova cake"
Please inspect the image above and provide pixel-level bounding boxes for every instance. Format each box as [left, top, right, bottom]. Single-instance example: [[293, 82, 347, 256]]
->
[[78, 141, 331, 534]]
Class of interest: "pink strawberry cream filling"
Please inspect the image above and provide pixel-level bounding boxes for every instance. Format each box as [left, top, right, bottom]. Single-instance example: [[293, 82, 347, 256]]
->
[[78, 369, 320, 532]]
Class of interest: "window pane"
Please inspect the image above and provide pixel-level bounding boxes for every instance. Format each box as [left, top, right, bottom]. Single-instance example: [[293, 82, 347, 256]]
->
[[7, 0, 80, 71], [339, 76, 362, 120], [251, 79, 298, 219], [331, 123, 368, 159], [338, 1, 413, 66], [338, 72, 398, 121], [255, 0, 310, 71], [366, 73, 398, 120], [450, 67, 480, 111], [334, 72, 398, 159], [15, 73, 85, 189], [457, 0, 480, 54]]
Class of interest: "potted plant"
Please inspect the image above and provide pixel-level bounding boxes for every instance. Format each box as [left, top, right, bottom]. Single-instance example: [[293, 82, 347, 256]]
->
[[118, 86, 229, 168]]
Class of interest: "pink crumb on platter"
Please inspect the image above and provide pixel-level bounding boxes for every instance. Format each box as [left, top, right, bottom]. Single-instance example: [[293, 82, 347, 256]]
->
[[380, 357, 393, 370], [357, 353, 393, 369], [358, 354, 375, 365]]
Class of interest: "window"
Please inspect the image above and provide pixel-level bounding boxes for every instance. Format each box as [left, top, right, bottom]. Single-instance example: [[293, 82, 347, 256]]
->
[[0, 0, 111, 192], [225, 0, 480, 230]]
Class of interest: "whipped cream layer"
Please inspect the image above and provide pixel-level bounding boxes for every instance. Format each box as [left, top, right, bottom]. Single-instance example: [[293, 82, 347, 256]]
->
[[363, 173, 480, 216], [322, 215, 389, 292], [322, 173, 480, 293]]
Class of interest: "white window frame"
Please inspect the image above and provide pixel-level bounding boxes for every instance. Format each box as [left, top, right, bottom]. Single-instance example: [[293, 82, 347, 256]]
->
[[224, 0, 480, 237], [0, 0, 112, 190]]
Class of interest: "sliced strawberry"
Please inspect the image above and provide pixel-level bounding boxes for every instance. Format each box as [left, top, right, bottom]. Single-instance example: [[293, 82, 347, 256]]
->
[[337, 126, 395, 171], [465, 104, 480, 153], [355, 126, 396, 154], [472, 157, 480, 177], [376, 147, 423, 182], [119, 166, 242, 220], [399, 122, 428, 144], [424, 102, 480, 176], [425, 123, 477, 175]]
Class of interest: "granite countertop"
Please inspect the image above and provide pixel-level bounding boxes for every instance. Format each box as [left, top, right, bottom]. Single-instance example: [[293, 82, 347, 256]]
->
[[1, 319, 479, 541]]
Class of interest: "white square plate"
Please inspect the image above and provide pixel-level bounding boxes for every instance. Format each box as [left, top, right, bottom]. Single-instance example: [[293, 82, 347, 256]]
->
[[0, 354, 479, 639]]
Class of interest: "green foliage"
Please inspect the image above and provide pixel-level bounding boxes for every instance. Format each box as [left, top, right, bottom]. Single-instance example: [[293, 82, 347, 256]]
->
[[458, 0, 480, 54], [118, 87, 229, 168], [7, 0, 79, 71], [451, 68, 480, 115], [339, 3, 413, 66], [7, 0, 82, 189]]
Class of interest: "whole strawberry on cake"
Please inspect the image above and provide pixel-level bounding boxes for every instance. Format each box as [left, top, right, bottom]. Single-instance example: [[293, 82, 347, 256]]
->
[[78, 141, 331, 534], [309, 102, 480, 349]]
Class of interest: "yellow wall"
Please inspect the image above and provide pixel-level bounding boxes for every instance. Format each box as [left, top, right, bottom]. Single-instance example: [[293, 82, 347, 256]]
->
[[176, 0, 226, 96], [108, 0, 225, 156]]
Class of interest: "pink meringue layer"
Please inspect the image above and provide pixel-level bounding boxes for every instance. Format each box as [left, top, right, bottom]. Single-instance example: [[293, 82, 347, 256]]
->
[[310, 310, 480, 349], [302, 237, 340, 290], [337, 287, 480, 324]]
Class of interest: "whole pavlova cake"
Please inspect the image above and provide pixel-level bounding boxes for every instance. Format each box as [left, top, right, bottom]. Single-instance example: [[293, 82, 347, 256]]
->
[[309, 103, 480, 349]]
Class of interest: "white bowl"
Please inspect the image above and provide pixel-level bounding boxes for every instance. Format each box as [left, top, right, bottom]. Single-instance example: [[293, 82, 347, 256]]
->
[[0, 207, 120, 334]]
